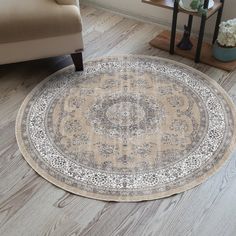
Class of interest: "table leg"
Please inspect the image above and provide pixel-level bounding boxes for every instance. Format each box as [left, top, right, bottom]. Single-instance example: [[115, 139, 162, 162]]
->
[[170, 0, 178, 54], [187, 15, 193, 36], [195, 15, 206, 63], [212, 0, 224, 44]]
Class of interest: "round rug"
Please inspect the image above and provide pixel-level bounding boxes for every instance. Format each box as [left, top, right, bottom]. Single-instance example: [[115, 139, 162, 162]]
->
[[16, 55, 236, 201]]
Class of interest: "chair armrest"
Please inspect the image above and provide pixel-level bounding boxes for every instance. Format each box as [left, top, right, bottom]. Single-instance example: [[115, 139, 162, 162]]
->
[[56, 0, 78, 6]]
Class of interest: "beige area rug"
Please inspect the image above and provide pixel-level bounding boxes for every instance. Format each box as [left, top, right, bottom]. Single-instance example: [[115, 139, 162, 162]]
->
[[16, 55, 236, 202]]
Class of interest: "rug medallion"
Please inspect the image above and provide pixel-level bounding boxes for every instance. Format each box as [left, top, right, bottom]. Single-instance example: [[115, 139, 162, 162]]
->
[[16, 55, 236, 201]]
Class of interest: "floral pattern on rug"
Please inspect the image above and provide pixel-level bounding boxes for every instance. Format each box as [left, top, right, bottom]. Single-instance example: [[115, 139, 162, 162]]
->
[[16, 55, 236, 201]]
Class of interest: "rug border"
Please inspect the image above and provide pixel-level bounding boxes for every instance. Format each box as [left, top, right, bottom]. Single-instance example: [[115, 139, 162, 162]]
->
[[15, 54, 236, 202]]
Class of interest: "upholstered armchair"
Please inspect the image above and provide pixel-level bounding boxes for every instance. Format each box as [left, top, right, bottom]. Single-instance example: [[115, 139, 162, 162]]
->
[[0, 0, 84, 71]]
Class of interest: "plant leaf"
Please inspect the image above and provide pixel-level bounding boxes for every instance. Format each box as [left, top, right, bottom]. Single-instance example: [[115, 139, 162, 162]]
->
[[190, 0, 201, 10]]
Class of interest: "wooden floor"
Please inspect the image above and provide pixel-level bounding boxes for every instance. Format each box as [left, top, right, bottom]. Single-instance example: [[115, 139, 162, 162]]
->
[[1, 4, 236, 236]]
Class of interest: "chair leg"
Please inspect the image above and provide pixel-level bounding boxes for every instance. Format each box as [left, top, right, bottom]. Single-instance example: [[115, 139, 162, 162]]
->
[[71, 52, 83, 71]]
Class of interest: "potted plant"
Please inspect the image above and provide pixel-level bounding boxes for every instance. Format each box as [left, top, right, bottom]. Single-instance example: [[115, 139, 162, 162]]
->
[[179, 0, 214, 15], [213, 19, 236, 62]]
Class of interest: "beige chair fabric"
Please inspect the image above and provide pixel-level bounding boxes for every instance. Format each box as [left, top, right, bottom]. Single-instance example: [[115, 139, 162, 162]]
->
[[0, 34, 84, 65], [0, 0, 82, 43], [0, 0, 84, 65]]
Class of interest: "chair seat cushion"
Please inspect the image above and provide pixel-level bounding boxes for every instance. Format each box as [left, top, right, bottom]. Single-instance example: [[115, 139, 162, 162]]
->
[[0, 0, 82, 43]]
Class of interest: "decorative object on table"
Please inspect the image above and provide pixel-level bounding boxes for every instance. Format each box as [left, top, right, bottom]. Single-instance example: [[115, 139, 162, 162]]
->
[[213, 18, 236, 62], [16, 55, 236, 202], [179, 0, 214, 14], [177, 24, 193, 50]]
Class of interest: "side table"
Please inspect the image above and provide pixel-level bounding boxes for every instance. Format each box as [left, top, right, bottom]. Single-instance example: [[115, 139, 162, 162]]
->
[[170, 0, 224, 62]]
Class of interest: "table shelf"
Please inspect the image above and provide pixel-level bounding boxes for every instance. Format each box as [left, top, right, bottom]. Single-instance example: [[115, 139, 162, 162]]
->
[[142, 0, 222, 18], [150, 30, 236, 71]]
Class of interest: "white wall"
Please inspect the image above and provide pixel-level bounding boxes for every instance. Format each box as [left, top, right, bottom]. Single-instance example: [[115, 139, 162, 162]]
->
[[82, 0, 236, 38]]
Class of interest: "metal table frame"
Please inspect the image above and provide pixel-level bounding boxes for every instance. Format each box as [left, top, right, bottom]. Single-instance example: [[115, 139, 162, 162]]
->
[[170, 0, 225, 62]]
